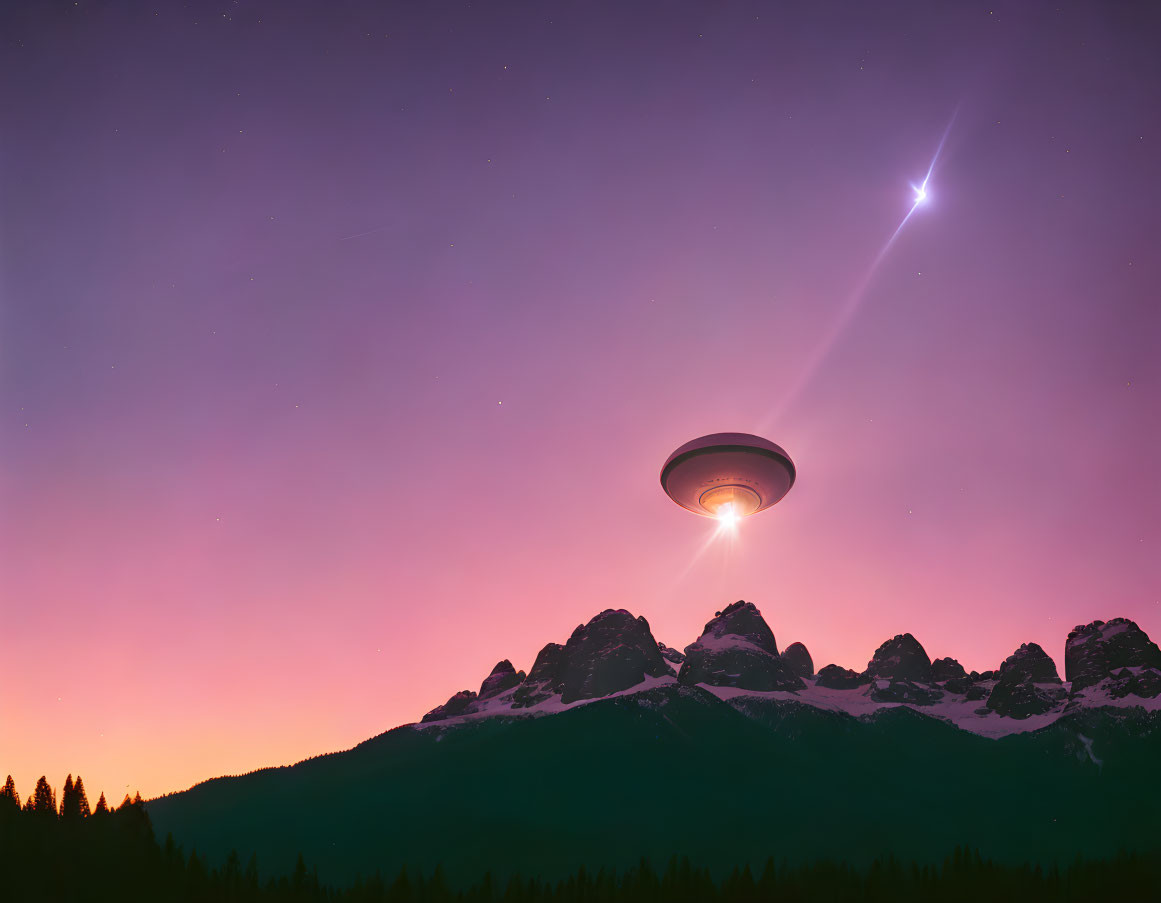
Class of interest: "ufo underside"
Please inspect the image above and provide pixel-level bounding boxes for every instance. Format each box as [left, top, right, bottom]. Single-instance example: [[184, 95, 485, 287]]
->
[[661, 432, 796, 519]]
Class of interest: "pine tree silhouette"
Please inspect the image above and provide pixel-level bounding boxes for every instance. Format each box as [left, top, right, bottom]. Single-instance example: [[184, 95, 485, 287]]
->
[[0, 776, 19, 811], [187, 848, 208, 897], [389, 864, 411, 900], [60, 774, 86, 819], [72, 776, 90, 818], [94, 792, 109, 816], [59, 774, 74, 818], [244, 852, 260, 893], [222, 849, 243, 895], [30, 776, 56, 816]]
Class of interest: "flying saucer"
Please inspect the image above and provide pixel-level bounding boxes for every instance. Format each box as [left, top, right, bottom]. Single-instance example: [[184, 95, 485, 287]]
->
[[660, 432, 796, 520]]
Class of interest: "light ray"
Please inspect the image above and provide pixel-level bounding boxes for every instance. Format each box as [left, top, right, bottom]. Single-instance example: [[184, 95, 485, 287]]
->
[[756, 109, 958, 434], [664, 514, 740, 591]]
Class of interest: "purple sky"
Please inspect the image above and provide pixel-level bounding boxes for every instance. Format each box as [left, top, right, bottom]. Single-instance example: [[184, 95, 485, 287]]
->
[[2, 1, 1159, 802]]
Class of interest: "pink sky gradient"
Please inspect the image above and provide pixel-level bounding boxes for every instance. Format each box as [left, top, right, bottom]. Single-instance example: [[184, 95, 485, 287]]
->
[[2, 2, 1159, 803]]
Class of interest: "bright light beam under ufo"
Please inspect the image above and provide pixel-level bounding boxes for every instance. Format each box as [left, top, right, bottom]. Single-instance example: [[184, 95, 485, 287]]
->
[[755, 110, 958, 434], [662, 511, 739, 592]]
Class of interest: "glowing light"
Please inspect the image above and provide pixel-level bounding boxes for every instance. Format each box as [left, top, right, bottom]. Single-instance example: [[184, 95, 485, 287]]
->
[[755, 107, 958, 434], [716, 503, 740, 530]]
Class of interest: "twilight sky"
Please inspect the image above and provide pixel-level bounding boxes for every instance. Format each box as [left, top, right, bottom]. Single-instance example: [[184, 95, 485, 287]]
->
[[2, 1, 1159, 803]]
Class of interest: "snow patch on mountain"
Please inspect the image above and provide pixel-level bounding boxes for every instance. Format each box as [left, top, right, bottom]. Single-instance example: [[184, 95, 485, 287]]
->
[[1067, 677, 1161, 710], [415, 673, 681, 729], [703, 680, 1054, 738], [704, 675, 1161, 737]]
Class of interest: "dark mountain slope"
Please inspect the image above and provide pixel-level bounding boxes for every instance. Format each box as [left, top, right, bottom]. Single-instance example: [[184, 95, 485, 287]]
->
[[147, 684, 1161, 886]]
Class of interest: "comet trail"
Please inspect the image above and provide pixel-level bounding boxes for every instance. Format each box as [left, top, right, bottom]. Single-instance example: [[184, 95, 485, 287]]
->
[[756, 111, 958, 434], [340, 225, 393, 241]]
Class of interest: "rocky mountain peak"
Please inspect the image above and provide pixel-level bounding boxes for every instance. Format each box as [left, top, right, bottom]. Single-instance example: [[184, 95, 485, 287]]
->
[[865, 633, 932, 683], [700, 600, 780, 655], [678, 601, 804, 691], [987, 643, 1065, 718], [998, 643, 1060, 684], [512, 642, 565, 709], [421, 689, 477, 723], [479, 659, 526, 700], [557, 609, 670, 704], [1066, 618, 1161, 694], [781, 642, 814, 678], [815, 664, 867, 689], [931, 657, 967, 683]]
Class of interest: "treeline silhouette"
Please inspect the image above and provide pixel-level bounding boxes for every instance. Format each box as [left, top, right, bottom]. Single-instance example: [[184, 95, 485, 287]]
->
[[2, 774, 1158, 902]]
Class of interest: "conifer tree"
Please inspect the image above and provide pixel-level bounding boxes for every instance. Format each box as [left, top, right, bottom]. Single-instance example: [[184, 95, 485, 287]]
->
[[60, 774, 78, 818], [429, 864, 450, 900], [291, 852, 307, 885], [30, 776, 56, 815], [244, 853, 260, 893], [94, 792, 109, 815], [72, 776, 90, 818], [187, 848, 207, 895], [390, 864, 411, 899], [0, 775, 19, 811], [222, 850, 243, 892]]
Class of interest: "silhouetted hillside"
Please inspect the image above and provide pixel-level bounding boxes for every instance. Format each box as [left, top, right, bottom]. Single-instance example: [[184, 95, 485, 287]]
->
[[148, 683, 1161, 886]]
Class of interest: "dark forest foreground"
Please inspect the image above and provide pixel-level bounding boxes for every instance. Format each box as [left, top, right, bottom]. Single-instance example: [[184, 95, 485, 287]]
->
[[3, 774, 1159, 903]]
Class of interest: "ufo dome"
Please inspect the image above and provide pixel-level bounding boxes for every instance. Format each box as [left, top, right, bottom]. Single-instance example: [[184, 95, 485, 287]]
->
[[660, 432, 795, 519]]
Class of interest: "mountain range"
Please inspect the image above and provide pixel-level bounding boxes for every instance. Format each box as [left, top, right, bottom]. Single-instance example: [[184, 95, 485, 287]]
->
[[147, 602, 1161, 885], [417, 603, 1161, 733]]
